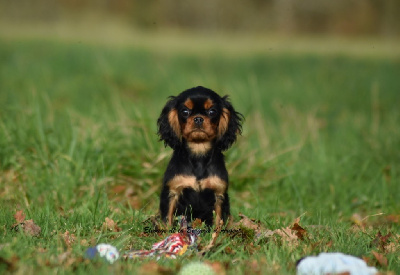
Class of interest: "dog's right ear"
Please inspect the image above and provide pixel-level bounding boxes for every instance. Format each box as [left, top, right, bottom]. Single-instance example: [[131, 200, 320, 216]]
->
[[157, 96, 182, 149]]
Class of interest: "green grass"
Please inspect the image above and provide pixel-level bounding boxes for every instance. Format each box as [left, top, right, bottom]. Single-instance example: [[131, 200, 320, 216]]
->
[[0, 37, 399, 274]]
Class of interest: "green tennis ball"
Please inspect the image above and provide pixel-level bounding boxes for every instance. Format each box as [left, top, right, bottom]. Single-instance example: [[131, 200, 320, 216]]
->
[[178, 262, 215, 275]]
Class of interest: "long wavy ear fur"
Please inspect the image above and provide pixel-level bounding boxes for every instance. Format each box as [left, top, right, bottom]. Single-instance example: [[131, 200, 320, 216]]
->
[[217, 96, 243, 151], [157, 96, 182, 149]]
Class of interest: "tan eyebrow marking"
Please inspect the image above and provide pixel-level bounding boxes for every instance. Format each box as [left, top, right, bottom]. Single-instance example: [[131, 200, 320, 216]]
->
[[184, 98, 194, 109], [204, 99, 213, 109]]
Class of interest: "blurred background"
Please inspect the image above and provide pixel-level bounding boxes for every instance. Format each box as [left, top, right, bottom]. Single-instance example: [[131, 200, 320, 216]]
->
[[1, 0, 399, 223], [1, 0, 400, 37], [1, 0, 400, 50]]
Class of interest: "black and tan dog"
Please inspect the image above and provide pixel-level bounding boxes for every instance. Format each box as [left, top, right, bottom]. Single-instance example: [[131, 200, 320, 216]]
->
[[157, 86, 243, 227]]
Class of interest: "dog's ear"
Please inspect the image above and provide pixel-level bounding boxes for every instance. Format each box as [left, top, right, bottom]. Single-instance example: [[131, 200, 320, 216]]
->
[[157, 96, 182, 149], [217, 96, 243, 151]]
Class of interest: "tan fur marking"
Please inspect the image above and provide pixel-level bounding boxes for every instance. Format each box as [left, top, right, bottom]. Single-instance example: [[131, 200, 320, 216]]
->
[[218, 108, 230, 138], [167, 195, 178, 226], [199, 176, 227, 195], [204, 98, 213, 109], [200, 176, 227, 228], [187, 141, 212, 156], [182, 114, 217, 156], [168, 175, 199, 194], [184, 98, 194, 109], [167, 175, 198, 225], [167, 175, 228, 227], [168, 109, 182, 139], [214, 202, 223, 229]]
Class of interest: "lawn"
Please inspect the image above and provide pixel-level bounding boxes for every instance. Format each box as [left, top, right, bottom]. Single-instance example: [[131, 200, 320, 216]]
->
[[0, 35, 399, 274]]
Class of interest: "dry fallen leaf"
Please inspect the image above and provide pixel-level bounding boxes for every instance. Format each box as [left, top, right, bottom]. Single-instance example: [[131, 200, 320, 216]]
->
[[112, 185, 126, 194], [19, 220, 41, 237], [371, 251, 388, 267], [14, 210, 26, 223], [275, 227, 299, 244], [12, 210, 41, 237], [57, 251, 71, 264], [205, 261, 226, 275], [62, 230, 76, 248], [80, 239, 89, 247], [385, 214, 399, 224], [249, 259, 261, 274], [371, 231, 392, 252], [235, 213, 259, 231], [192, 218, 203, 228], [384, 242, 398, 253], [291, 221, 307, 240], [234, 213, 275, 242], [102, 217, 121, 232], [138, 262, 172, 275]]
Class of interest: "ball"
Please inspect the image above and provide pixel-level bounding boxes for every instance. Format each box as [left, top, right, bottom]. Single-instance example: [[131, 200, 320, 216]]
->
[[178, 262, 215, 275]]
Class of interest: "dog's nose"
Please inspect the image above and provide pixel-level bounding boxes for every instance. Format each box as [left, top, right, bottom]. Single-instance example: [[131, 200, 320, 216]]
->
[[194, 117, 204, 126]]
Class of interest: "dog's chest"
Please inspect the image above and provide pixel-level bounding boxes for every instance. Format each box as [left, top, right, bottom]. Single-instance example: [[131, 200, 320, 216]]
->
[[167, 173, 226, 196]]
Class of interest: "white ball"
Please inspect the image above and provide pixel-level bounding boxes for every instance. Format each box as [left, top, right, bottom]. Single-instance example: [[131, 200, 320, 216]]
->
[[96, 243, 120, 264]]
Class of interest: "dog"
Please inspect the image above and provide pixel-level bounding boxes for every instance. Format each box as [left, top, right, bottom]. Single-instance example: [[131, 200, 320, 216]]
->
[[157, 86, 243, 227]]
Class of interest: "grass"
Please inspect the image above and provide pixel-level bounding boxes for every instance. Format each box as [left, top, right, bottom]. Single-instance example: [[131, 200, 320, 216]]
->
[[0, 34, 399, 274]]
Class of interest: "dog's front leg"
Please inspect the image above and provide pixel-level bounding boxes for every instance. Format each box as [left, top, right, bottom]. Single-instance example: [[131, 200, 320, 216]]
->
[[167, 193, 178, 226]]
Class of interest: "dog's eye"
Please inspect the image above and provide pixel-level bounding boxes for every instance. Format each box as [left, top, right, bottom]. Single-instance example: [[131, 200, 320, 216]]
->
[[208, 108, 217, 117], [181, 109, 191, 118]]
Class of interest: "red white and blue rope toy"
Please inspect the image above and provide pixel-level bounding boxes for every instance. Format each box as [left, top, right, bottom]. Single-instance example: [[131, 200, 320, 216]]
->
[[85, 216, 199, 262], [125, 216, 199, 259]]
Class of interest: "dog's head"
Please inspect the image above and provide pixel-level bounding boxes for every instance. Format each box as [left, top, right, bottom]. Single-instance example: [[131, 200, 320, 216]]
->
[[157, 86, 243, 155]]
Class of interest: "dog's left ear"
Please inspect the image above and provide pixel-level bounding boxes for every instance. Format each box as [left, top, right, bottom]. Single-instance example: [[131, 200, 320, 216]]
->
[[157, 96, 182, 149], [217, 96, 243, 151]]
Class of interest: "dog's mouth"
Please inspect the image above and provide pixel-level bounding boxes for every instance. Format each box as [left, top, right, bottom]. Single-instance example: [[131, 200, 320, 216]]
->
[[187, 129, 210, 142]]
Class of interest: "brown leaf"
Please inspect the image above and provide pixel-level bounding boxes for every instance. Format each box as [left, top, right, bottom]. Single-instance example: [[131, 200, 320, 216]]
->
[[362, 255, 374, 266], [57, 251, 70, 264], [235, 213, 259, 231], [192, 218, 203, 228], [138, 262, 172, 275], [62, 231, 76, 248], [291, 222, 307, 240], [14, 210, 26, 223], [254, 228, 275, 242], [205, 261, 226, 275], [112, 185, 126, 193], [224, 246, 235, 255], [371, 231, 392, 252], [274, 227, 299, 244], [384, 242, 398, 253], [249, 259, 261, 274], [372, 251, 388, 267], [80, 239, 89, 247], [102, 217, 121, 232], [22, 220, 41, 236], [385, 215, 399, 224], [128, 196, 141, 210], [234, 213, 273, 242]]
